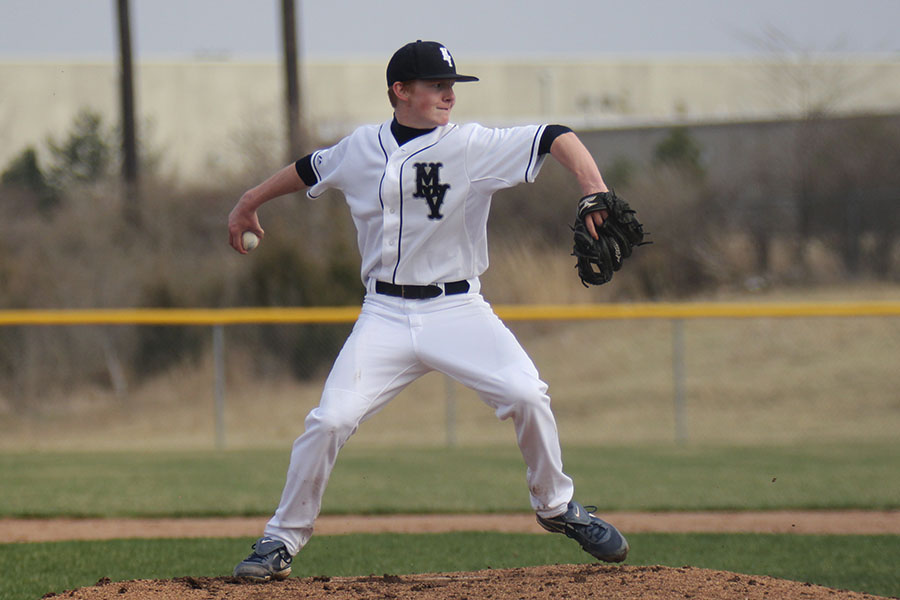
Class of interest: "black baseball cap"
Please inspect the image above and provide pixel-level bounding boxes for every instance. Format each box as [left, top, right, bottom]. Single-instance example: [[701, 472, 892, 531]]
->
[[386, 40, 479, 86]]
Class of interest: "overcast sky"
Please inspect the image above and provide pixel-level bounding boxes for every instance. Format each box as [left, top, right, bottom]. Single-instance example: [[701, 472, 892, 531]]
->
[[1, 0, 898, 60]]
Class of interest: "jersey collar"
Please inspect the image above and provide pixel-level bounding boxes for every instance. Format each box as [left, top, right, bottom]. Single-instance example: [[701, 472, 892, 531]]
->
[[380, 118, 456, 156], [390, 117, 435, 146]]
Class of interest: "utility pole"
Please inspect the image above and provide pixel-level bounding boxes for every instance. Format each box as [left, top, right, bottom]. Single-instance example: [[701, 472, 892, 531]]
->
[[281, 0, 303, 161], [116, 0, 140, 224]]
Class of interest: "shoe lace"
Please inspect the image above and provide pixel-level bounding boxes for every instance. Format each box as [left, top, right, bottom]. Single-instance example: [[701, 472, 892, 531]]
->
[[567, 506, 610, 544]]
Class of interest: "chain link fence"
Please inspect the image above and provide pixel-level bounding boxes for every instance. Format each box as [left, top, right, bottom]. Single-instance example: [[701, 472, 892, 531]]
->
[[1, 303, 898, 451]]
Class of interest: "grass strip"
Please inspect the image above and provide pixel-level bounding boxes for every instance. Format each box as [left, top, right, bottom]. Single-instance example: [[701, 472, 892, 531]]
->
[[1, 443, 898, 518], [1, 533, 897, 600]]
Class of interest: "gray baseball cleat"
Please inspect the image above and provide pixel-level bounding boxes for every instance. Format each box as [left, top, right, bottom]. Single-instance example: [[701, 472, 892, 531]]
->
[[233, 537, 293, 581], [537, 500, 629, 563]]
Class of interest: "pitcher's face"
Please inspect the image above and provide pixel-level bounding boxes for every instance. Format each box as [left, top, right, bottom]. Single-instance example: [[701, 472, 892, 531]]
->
[[399, 79, 456, 128]]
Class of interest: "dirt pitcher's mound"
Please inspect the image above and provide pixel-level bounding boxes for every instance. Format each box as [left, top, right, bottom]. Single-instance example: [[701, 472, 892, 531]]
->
[[53, 564, 890, 600]]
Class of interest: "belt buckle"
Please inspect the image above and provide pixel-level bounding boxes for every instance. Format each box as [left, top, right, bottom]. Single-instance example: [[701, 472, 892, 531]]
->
[[401, 285, 424, 299]]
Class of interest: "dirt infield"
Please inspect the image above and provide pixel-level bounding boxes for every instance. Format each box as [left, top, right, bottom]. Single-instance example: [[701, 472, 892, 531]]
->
[[19, 512, 899, 600], [4, 510, 899, 542]]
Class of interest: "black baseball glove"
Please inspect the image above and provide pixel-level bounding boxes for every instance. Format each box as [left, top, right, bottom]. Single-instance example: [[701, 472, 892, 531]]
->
[[572, 190, 649, 286]]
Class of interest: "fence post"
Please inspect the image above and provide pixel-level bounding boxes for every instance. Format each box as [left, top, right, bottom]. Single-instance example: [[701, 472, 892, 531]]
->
[[213, 324, 226, 450], [672, 318, 688, 444], [444, 374, 457, 447]]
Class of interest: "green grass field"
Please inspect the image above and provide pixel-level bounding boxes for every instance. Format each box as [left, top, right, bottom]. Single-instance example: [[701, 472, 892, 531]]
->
[[1, 443, 898, 599], [1, 443, 897, 517]]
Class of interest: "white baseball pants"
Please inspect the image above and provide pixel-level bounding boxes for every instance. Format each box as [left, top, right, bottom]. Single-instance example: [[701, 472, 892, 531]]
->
[[264, 284, 574, 555]]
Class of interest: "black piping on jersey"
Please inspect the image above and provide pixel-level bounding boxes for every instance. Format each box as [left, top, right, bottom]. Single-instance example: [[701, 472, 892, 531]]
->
[[524, 125, 544, 183], [390, 124, 458, 284], [377, 122, 389, 210], [307, 150, 324, 198]]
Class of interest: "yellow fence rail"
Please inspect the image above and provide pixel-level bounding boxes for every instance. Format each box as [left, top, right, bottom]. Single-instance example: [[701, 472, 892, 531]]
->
[[0, 301, 899, 326]]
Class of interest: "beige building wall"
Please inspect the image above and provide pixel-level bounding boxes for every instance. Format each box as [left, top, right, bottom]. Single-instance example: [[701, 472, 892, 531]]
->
[[1, 58, 898, 182]]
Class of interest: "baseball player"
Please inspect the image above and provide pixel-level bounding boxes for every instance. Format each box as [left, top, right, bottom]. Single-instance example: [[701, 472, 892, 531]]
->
[[228, 40, 628, 581]]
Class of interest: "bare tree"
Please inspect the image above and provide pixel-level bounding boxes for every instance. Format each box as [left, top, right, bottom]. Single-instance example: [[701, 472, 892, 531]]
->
[[740, 25, 892, 279]]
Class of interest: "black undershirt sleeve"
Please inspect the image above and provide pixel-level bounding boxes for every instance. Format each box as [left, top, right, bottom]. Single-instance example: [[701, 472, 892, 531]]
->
[[294, 154, 317, 186], [538, 124, 573, 155]]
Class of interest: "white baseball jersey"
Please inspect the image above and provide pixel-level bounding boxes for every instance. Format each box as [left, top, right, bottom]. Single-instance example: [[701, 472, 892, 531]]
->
[[307, 119, 548, 285]]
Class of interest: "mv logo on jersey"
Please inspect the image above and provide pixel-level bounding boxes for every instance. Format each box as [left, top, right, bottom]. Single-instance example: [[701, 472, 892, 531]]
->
[[413, 162, 450, 220]]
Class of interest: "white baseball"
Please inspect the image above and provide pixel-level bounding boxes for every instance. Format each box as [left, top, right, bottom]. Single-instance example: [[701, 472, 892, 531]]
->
[[242, 231, 260, 251]]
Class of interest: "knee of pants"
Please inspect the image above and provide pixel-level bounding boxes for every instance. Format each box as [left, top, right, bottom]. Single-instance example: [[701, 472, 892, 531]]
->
[[486, 368, 551, 418], [303, 404, 361, 442]]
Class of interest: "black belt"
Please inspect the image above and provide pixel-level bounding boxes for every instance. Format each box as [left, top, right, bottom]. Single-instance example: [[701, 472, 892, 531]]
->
[[375, 280, 470, 299]]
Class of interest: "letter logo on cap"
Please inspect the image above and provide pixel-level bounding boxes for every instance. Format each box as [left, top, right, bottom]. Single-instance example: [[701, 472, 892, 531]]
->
[[440, 47, 453, 68]]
